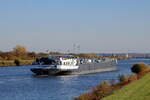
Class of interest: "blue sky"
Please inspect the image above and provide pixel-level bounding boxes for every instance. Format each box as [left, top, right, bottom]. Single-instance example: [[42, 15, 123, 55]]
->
[[0, 0, 150, 53]]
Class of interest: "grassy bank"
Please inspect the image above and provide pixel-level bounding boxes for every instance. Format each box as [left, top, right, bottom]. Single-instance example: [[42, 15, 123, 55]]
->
[[102, 73, 150, 100], [75, 63, 150, 100], [0, 60, 33, 66]]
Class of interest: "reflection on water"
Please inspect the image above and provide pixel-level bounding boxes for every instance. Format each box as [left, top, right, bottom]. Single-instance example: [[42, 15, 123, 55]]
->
[[0, 59, 150, 100]]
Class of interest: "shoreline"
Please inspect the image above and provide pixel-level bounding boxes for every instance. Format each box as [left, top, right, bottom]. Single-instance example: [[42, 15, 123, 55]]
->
[[74, 63, 150, 100], [0, 60, 33, 67]]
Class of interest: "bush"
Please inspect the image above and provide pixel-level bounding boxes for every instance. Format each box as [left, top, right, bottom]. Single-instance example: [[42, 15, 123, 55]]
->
[[118, 74, 128, 83], [98, 81, 111, 89], [95, 81, 112, 98], [14, 59, 20, 66], [74, 81, 113, 100], [131, 63, 150, 74], [128, 74, 138, 82]]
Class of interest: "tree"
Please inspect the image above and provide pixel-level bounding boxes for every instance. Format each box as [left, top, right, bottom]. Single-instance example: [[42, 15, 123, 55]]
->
[[13, 45, 27, 59], [27, 52, 37, 59]]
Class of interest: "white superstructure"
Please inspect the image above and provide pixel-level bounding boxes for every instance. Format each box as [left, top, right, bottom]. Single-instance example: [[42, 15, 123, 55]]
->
[[56, 57, 79, 70]]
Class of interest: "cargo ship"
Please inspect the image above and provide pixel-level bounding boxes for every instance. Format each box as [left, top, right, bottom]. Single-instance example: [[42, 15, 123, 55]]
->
[[30, 55, 117, 75]]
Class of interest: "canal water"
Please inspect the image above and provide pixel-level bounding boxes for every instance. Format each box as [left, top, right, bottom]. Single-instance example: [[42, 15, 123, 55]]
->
[[0, 59, 150, 100]]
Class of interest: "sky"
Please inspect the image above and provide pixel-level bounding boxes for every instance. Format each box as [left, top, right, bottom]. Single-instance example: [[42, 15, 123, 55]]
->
[[0, 0, 150, 53]]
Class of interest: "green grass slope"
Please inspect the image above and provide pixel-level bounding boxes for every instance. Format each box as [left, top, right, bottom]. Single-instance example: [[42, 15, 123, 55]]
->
[[102, 73, 150, 100]]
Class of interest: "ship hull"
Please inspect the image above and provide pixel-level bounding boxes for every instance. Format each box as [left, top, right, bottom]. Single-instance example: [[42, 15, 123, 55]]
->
[[31, 61, 117, 75]]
